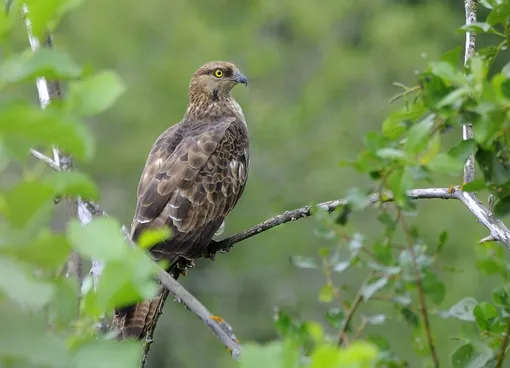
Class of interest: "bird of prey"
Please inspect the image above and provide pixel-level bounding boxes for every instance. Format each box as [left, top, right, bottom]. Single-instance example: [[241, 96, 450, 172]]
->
[[112, 61, 249, 339]]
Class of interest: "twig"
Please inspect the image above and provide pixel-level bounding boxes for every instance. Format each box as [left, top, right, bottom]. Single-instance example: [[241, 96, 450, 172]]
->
[[495, 316, 510, 368], [157, 270, 240, 356], [400, 214, 439, 368], [463, 0, 477, 184], [30, 149, 61, 170], [212, 187, 510, 254], [337, 289, 363, 346]]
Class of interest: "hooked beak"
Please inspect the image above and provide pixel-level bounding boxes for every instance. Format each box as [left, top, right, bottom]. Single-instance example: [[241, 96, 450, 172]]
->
[[233, 71, 248, 86]]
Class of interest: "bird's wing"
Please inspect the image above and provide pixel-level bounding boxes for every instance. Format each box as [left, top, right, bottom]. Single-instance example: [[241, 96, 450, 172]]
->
[[130, 116, 249, 249]]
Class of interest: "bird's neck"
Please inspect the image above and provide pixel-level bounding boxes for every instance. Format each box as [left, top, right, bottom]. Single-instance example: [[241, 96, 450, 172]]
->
[[184, 93, 244, 121]]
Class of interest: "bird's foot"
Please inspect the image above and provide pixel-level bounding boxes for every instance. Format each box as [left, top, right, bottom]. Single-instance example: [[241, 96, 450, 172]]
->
[[175, 259, 195, 277], [205, 240, 219, 260]]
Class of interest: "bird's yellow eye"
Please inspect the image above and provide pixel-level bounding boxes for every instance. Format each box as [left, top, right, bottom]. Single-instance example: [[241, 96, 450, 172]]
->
[[214, 69, 223, 78]]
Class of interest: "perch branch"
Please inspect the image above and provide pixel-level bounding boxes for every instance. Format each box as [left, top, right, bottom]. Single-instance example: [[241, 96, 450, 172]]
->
[[462, 0, 477, 184], [212, 187, 510, 254]]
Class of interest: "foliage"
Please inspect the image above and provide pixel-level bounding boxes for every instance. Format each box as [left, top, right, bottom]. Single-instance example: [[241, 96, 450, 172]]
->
[[282, 2, 510, 367], [3, 0, 510, 367], [0, 1, 150, 366]]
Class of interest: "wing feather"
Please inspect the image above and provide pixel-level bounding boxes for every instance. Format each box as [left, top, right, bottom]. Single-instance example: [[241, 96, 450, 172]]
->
[[131, 115, 249, 260]]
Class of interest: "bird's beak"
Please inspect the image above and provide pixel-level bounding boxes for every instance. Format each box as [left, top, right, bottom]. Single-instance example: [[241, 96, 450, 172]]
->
[[233, 71, 248, 87]]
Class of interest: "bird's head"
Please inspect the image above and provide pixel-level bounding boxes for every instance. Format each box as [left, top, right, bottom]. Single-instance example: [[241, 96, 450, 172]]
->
[[189, 61, 248, 101]]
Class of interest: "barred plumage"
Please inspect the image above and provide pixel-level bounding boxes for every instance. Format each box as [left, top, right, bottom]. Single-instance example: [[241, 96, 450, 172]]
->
[[112, 61, 249, 339]]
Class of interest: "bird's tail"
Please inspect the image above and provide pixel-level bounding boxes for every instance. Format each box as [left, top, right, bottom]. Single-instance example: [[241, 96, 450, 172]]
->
[[111, 288, 169, 340], [112, 257, 181, 340]]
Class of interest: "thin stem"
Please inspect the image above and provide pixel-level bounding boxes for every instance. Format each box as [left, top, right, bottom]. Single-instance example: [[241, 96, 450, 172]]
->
[[400, 214, 439, 367], [495, 316, 510, 368], [337, 291, 363, 346]]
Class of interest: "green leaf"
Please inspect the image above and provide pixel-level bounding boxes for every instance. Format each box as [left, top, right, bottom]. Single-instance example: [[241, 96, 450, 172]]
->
[[473, 302, 498, 331], [436, 231, 448, 254], [23, 0, 82, 37], [404, 115, 434, 154], [476, 148, 510, 185], [451, 343, 493, 368], [1, 181, 55, 229], [440, 46, 462, 67], [363, 314, 386, 325], [0, 101, 95, 161], [289, 256, 318, 269], [331, 260, 351, 273], [492, 285, 510, 308], [318, 284, 334, 303], [449, 139, 476, 163], [137, 227, 172, 250], [459, 22, 493, 33], [48, 278, 79, 329], [0, 302, 69, 367], [487, 3, 510, 26], [0, 7, 14, 40], [240, 341, 294, 368], [386, 167, 413, 207], [428, 153, 464, 174], [361, 277, 388, 301], [430, 61, 466, 86], [44, 171, 99, 200], [2, 231, 70, 270], [382, 106, 426, 139], [376, 148, 408, 160], [473, 109, 506, 147], [462, 179, 487, 192], [337, 342, 378, 365], [0, 257, 55, 309], [344, 187, 372, 211], [440, 297, 477, 321], [400, 307, 419, 327], [437, 87, 471, 108], [67, 217, 127, 261], [494, 195, 510, 217], [0, 48, 82, 87], [421, 271, 445, 304], [83, 258, 159, 314], [0, 139, 9, 173], [324, 308, 345, 328], [71, 340, 141, 368], [366, 262, 401, 275], [67, 71, 126, 116]]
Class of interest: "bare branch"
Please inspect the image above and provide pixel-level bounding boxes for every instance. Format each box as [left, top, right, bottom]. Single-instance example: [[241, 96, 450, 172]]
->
[[210, 187, 510, 254], [211, 188, 453, 254], [155, 269, 241, 358], [463, 0, 477, 184], [30, 149, 60, 170]]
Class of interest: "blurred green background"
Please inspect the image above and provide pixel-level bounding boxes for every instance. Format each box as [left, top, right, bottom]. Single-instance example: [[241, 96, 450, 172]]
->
[[40, 0, 506, 366]]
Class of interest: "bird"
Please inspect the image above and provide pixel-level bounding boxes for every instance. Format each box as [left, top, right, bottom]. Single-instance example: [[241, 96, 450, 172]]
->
[[112, 61, 250, 340]]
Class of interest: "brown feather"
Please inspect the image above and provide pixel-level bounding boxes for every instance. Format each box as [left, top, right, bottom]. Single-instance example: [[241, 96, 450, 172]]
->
[[112, 61, 249, 340]]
